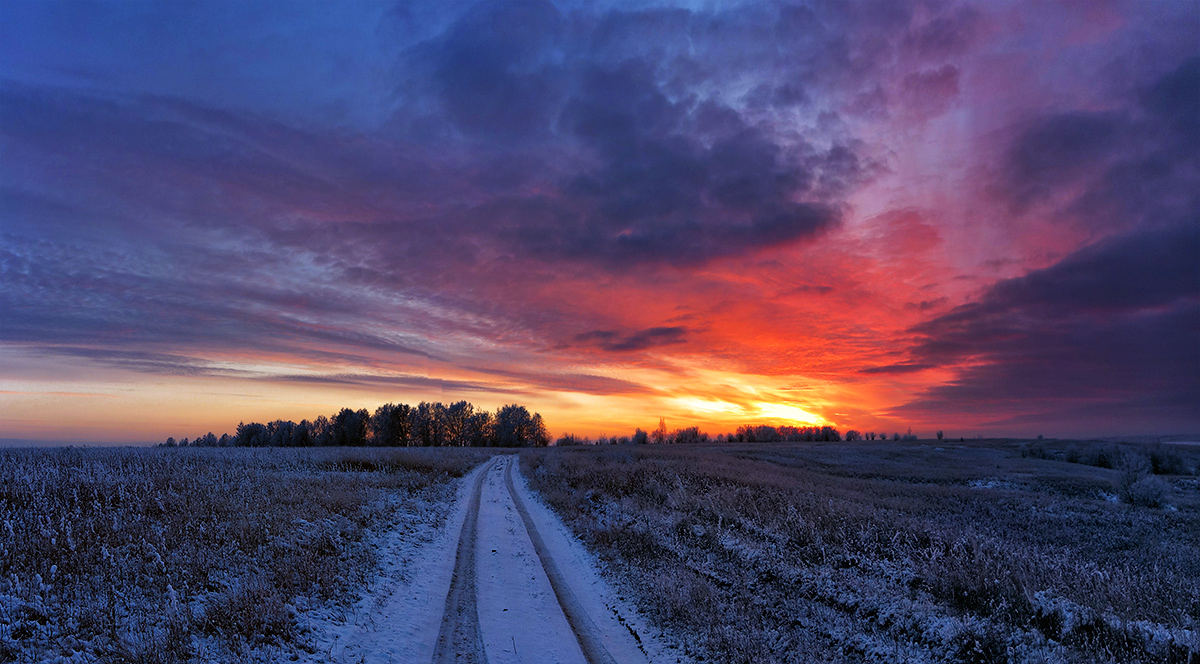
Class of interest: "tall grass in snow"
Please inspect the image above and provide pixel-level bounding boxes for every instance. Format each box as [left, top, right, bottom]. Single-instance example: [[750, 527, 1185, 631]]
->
[[522, 442, 1200, 664], [0, 446, 489, 663]]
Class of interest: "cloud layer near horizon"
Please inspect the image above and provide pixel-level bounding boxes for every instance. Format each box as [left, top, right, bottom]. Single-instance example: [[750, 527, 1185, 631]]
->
[[2, 0, 1197, 440]]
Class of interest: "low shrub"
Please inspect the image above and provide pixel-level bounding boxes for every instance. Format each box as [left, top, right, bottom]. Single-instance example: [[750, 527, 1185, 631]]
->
[[1121, 474, 1172, 507], [1147, 444, 1189, 475], [1023, 441, 1196, 476]]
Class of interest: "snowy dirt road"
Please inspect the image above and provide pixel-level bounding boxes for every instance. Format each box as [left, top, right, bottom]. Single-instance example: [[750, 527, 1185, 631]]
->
[[310, 455, 680, 664]]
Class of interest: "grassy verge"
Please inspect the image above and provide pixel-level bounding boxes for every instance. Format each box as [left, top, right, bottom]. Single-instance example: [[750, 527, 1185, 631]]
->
[[522, 442, 1200, 664], [0, 446, 490, 663]]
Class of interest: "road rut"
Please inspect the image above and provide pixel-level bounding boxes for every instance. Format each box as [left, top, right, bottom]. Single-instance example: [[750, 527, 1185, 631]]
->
[[431, 455, 658, 663], [503, 458, 619, 664], [432, 457, 496, 664]]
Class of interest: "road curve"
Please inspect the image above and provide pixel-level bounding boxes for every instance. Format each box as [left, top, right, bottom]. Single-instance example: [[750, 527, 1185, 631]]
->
[[432, 457, 498, 664], [503, 457, 620, 664]]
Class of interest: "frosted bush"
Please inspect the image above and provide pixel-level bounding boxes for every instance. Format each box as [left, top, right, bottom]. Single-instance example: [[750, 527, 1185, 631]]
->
[[1122, 474, 1172, 507]]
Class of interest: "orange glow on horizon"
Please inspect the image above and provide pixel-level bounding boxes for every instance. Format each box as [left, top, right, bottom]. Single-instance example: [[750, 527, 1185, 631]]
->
[[0, 221, 968, 443]]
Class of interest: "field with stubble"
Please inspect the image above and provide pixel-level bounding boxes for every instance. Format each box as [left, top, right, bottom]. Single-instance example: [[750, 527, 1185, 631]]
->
[[0, 446, 490, 663], [522, 440, 1200, 664]]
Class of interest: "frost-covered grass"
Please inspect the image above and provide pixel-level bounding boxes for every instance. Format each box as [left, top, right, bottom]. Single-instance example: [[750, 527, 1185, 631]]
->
[[0, 446, 490, 663], [522, 441, 1200, 664]]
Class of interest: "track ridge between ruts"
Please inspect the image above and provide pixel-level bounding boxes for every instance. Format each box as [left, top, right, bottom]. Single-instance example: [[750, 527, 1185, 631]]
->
[[504, 457, 621, 664], [432, 457, 497, 664]]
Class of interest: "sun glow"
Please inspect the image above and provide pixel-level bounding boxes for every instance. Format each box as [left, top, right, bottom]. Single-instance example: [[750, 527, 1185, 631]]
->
[[754, 402, 828, 426]]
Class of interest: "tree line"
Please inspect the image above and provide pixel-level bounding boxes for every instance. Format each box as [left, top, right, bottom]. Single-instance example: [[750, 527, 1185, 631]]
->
[[165, 404, 928, 449], [726, 424, 842, 442], [162, 401, 550, 448], [555, 420, 844, 445], [844, 428, 921, 442]]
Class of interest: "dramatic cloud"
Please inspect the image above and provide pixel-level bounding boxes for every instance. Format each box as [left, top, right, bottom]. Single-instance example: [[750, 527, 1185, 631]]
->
[[389, 0, 865, 265], [886, 57, 1200, 434], [1, 0, 1197, 440], [574, 326, 688, 353], [999, 57, 1200, 231], [894, 223, 1199, 427]]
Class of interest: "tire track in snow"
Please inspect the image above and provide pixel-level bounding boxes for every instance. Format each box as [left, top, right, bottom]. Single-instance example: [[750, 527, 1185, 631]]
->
[[432, 457, 497, 664], [504, 457, 620, 664]]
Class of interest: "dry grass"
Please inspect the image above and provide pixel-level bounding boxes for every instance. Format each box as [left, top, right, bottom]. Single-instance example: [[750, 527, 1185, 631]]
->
[[521, 441, 1200, 664], [0, 446, 490, 663]]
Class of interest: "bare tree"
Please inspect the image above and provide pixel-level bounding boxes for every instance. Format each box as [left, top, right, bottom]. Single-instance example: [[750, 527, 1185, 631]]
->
[[652, 417, 668, 444]]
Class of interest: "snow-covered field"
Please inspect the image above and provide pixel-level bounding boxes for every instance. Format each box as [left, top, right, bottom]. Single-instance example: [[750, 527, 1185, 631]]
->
[[7, 440, 1195, 663], [1, 447, 685, 664], [523, 441, 1200, 664], [0, 446, 488, 663]]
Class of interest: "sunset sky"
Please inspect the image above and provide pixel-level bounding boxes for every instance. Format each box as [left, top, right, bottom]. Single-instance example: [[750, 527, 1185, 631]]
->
[[2, 0, 1197, 443]]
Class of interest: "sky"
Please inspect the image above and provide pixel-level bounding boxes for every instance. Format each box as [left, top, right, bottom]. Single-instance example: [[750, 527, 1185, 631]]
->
[[1, 0, 1197, 443]]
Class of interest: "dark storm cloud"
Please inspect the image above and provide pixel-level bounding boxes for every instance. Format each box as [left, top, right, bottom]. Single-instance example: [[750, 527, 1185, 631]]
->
[[904, 298, 948, 312], [887, 56, 1200, 431], [914, 222, 1199, 353], [574, 326, 688, 353], [390, 0, 873, 265], [1002, 111, 1125, 211], [1142, 56, 1200, 148], [903, 302, 1199, 429], [3, 0, 891, 277], [548, 64, 845, 263], [1001, 57, 1200, 225], [404, 0, 567, 141], [893, 214, 1200, 428], [1070, 56, 1200, 230], [860, 362, 935, 376]]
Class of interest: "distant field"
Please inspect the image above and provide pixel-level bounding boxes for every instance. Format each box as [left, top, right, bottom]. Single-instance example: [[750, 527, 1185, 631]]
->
[[0, 446, 491, 663], [522, 440, 1200, 664]]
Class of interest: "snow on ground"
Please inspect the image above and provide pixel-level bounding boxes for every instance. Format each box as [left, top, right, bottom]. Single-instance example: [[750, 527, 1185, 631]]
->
[[300, 455, 688, 663], [505, 457, 689, 664], [477, 459, 588, 663], [300, 461, 490, 663]]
